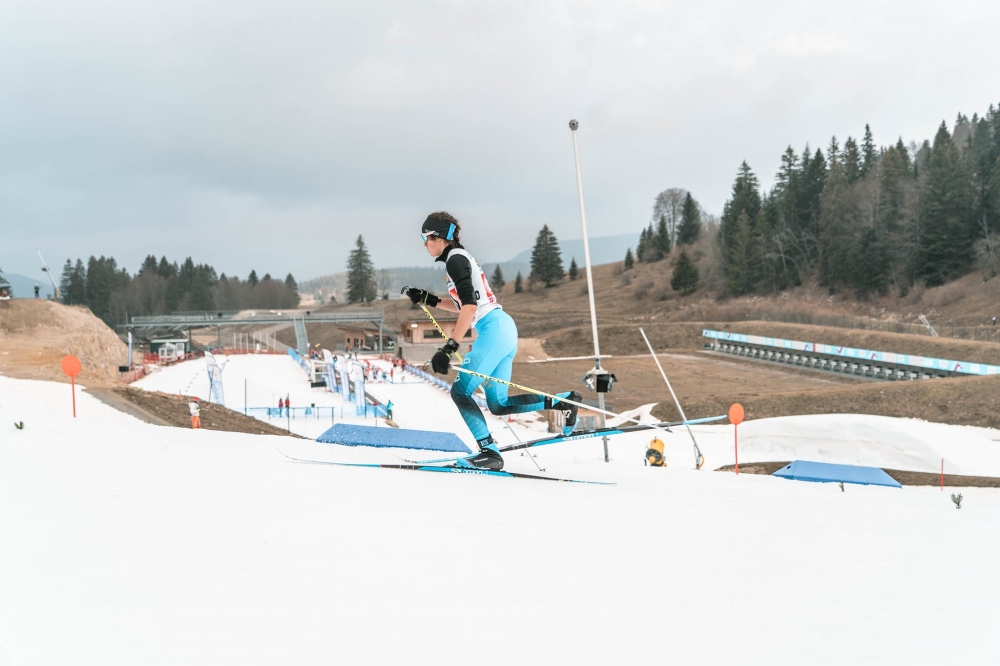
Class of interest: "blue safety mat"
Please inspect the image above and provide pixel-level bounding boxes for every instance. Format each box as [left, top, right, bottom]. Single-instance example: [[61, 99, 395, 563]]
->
[[773, 460, 902, 488], [316, 424, 472, 453]]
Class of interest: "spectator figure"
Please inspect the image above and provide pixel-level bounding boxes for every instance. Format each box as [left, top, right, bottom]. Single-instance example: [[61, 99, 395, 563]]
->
[[285, 395, 291, 417], [278, 397, 284, 417], [386, 400, 394, 421], [34, 284, 40, 298], [189, 397, 201, 429], [390, 367, 395, 382]]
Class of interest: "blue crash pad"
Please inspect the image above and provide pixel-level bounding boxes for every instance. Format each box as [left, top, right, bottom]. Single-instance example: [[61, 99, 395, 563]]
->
[[773, 460, 901, 488], [316, 424, 472, 453]]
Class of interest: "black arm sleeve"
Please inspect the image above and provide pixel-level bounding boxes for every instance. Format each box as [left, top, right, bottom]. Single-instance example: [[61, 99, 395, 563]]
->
[[446, 254, 478, 307]]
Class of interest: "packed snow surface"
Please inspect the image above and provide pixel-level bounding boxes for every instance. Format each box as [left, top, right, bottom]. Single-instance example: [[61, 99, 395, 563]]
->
[[2, 363, 999, 665]]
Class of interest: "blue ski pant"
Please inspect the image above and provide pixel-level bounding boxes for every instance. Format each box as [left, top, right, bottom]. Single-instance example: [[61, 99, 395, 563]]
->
[[451, 309, 557, 442]]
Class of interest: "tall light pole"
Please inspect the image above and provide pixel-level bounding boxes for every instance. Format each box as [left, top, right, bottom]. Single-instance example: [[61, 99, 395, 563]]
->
[[37, 249, 60, 300], [569, 119, 610, 462]]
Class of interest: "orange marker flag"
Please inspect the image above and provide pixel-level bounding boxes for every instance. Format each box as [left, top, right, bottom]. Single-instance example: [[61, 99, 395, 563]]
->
[[728, 403, 744, 475], [61, 355, 82, 418]]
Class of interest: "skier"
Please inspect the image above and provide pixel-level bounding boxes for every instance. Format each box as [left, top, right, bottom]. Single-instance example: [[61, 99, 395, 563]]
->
[[403, 211, 581, 471], [189, 396, 201, 429], [386, 400, 394, 421]]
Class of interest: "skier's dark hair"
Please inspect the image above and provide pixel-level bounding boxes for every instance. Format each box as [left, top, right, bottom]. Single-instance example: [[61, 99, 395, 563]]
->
[[422, 211, 464, 249]]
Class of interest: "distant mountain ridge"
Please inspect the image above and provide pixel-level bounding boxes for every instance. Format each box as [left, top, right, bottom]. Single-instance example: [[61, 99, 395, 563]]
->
[[0, 273, 56, 299]]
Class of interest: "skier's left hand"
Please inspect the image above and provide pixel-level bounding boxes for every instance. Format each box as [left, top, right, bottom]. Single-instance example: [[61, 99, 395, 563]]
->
[[431, 339, 460, 374]]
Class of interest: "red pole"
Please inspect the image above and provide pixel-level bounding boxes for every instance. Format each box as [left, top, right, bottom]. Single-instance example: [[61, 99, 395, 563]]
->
[[940, 458, 944, 491], [734, 424, 739, 475], [71, 377, 77, 418]]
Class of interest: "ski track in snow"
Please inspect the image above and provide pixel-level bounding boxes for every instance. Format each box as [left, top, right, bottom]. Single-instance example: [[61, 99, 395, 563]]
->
[[1, 359, 998, 665]]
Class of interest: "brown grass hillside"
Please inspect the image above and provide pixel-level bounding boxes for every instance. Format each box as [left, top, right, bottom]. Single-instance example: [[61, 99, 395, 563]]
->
[[0, 299, 128, 386]]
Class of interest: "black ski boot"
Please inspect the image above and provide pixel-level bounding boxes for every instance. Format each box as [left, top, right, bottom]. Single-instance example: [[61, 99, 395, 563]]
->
[[546, 391, 583, 436], [457, 436, 504, 471]]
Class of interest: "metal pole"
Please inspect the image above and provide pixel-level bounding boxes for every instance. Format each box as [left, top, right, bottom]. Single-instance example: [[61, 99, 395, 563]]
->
[[639, 327, 704, 469], [569, 119, 609, 462]]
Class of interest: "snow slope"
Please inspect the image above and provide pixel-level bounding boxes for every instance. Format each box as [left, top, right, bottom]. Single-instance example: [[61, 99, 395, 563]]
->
[[1, 372, 999, 665]]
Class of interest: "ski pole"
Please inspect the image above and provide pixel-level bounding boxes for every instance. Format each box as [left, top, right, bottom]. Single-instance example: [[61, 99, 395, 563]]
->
[[639, 327, 704, 470], [449, 364, 699, 444]]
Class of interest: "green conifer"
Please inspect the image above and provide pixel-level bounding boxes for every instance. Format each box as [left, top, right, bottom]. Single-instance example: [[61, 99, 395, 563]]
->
[[346, 235, 377, 303], [677, 192, 702, 245], [670, 249, 699, 295]]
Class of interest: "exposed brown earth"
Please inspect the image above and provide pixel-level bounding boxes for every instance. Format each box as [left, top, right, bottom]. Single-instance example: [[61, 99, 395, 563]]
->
[[91, 386, 303, 437], [714, 462, 1000, 488], [651, 373, 1000, 430], [504, 353, 861, 416], [0, 299, 128, 386]]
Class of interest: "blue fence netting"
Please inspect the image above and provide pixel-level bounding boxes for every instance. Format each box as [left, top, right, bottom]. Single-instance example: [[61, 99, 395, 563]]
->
[[404, 363, 487, 409], [245, 404, 387, 424]]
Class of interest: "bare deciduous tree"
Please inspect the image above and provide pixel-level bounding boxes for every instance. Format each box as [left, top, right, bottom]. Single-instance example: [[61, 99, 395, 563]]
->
[[652, 188, 687, 245]]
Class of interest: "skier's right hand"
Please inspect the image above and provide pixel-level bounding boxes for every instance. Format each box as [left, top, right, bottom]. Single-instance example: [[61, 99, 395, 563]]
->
[[402, 286, 440, 307]]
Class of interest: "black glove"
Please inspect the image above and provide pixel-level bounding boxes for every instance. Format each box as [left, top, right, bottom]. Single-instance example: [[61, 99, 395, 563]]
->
[[431, 339, 460, 374], [402, 285, 440, 307]]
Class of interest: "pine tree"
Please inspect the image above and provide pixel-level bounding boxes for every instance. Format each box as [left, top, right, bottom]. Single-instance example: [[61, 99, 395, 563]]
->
[[568, 258, 579, 280], [917, 122, 976, 285], [158, 256, 177, 279], [514, 271, 523, 293], [676, 192, 702, 245], [247, 270, 259, 287], [817, 154, 856, 289], [624, 248, 634, 270], [59, 259, 75, 304], [284, 273, 298, 293], [670, 249, 699, 295], [139, 255, 158, 276], [720, 162, 763, 293], [491, 265, 505, 291], [529, 225, 564, 287], [860, 124, 877, 178], [726, 210, 761, 294], [636, 227, 649, 261], [347, 235, 377, 303], [843, 137, 861, 183], [70, 259, 87, 305], [638, 222, 661, 262], [657, 214, 671, 257]]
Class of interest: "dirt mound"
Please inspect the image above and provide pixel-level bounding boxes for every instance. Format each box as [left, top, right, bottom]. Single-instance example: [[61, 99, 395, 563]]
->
[[91, 386, 303, 437], [0, 300, 128, 386], [714, 462, 1000, 488], [652, 373, 1000, 430]]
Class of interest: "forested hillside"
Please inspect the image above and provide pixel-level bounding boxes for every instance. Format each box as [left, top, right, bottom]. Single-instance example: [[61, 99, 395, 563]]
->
[[58, 255, 300, 327], [715, 104, 1000, 298]]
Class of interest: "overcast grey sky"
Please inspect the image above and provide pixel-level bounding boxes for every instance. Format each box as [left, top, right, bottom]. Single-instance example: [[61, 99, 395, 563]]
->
[[2, 0, 998, 281]]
